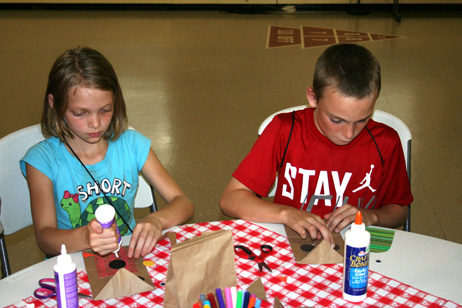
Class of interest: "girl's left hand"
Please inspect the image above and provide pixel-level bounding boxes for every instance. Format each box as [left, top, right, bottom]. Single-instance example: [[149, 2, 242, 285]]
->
[[127, 215, 164, 258]]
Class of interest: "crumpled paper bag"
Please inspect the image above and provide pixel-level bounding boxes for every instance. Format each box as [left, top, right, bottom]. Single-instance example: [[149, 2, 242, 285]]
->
[[284, 225, 344, 264], [164, 229, 237, 308]]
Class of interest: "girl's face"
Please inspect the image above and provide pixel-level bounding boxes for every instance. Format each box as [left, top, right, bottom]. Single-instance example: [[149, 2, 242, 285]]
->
[[307, 86, 376, 146], [61, 86, 114, 146]]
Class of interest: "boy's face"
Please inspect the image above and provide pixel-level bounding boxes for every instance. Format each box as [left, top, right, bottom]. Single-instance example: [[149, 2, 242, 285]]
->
[[306, 86, 376, 146]]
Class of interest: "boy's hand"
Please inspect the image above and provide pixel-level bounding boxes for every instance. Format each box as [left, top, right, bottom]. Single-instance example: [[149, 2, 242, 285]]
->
[[127, 215, 163, 259], [88, 219, 120, 256], [324, 205, 376, 232], [282, 207, 335, 248]]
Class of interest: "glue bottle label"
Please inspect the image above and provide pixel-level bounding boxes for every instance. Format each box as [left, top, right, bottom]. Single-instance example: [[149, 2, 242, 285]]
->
[[55, 269, 79, 308], [344, 245, 369, 296]]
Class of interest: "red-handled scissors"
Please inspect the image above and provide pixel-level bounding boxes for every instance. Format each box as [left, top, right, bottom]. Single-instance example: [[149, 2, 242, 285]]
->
[[34, 278, 92, 300], [234, 245, 273, 273]]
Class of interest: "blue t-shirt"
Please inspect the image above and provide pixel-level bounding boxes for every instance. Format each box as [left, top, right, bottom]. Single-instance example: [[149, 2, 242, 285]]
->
[[20, 129, 151, 235]]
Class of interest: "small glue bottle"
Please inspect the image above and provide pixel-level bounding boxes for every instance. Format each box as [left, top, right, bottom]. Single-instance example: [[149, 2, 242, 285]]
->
[[54, 244, 78, 308], [343, 211, 371, 302]]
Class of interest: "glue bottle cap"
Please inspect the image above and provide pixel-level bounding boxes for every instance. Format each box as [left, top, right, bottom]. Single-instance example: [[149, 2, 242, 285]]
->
[[351, 211, 365, 233], [354, 211, 363, 225], [57, 244, 72, 265]]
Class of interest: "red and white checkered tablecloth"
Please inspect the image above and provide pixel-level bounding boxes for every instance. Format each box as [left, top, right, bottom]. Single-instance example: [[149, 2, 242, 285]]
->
[[6, 220, 461, 308]]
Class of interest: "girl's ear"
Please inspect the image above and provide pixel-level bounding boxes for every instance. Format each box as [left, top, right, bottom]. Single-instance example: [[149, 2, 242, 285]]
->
[[306, 87, 317, 108], [48, 94, 54, 109]]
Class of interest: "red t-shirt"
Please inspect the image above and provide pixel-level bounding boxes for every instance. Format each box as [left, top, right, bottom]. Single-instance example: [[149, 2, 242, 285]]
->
[[233, 108, 413, 219]]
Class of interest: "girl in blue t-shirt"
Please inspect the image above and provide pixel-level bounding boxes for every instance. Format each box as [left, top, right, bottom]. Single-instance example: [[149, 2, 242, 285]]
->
[[21, 47, 194, 258]]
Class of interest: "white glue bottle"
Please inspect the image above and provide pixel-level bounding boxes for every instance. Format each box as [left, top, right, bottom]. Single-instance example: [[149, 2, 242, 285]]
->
[[54, 244, 79, 308], [343, 211, 371, 302]]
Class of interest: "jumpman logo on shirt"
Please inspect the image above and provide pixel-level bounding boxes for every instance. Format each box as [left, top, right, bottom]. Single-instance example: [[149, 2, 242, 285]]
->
[[353, 164, 376, 193]]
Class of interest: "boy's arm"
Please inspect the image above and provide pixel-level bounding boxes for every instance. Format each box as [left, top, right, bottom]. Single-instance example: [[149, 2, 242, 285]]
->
[[220, 177, 335, 246], [325, 203, 408, 233], [129, 148, 194, 258], [25, 164, 118, 256]]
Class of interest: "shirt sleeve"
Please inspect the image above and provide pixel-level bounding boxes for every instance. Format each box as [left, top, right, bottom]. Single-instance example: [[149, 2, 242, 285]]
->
[[373, 124, 414, 207], [20, 140, 56, 181]]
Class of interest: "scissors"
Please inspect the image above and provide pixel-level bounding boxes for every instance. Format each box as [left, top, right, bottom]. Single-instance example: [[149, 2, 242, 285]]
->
[[234, 245, 273, 273], [34, 278, 92, 300]]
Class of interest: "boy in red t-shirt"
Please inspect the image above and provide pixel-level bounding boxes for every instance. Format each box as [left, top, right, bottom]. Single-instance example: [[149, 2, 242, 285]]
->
[[220, 44, 413, 246]]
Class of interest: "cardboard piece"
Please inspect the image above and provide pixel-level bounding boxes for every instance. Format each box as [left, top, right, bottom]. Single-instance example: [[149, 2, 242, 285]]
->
[[274, 296, 312, 308], [164, 229, 238, 308], [247, 278, 267, 301], [96, 268, 154, 300], [284, 225, 344, 265], [83, 246, 154, 300], [300, 239, 343, 264]]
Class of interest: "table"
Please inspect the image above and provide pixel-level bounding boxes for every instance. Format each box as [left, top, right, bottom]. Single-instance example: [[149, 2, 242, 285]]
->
[[0, 221, 461, 307]]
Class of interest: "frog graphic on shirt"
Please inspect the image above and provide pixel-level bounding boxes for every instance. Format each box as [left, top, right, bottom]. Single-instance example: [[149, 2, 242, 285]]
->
[[60, 191, 82, 228], [60, 191, 130, 235]]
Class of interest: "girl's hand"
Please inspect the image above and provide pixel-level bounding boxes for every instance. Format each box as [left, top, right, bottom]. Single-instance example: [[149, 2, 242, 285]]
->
[[88, 219, 120, 256], [127, 215, 164, 258]]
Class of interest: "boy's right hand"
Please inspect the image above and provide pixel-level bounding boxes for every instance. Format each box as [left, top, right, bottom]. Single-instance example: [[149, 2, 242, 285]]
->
[[87, 219, 120, 256], [281, 207, 335, 248]]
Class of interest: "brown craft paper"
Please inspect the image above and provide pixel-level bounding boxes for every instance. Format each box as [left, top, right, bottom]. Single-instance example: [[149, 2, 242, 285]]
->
[[164, 229, 238, 308], [247, 278, 268, 301], [274, 296, 312, 308], [284, 225, 344, 265], [83, 247, 154, 300]]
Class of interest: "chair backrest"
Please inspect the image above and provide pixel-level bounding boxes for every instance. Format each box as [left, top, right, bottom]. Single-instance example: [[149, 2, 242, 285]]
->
[[258, 107, 412, 231], [0, 124, 156, 236]]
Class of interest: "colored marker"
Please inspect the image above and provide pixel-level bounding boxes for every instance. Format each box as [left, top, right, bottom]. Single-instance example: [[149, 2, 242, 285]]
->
[[248, 294, 256, 308], [236, 290, 243, 308], [224, 287, 233, 308], [254, 298, 262, 308], [231, 287, 237, 308], [203, 300, 211, 308], [200, 294, 207, 305], [207, 293, 218, 308], [215, 288, 226, 308], [242, 291, 250, 308]]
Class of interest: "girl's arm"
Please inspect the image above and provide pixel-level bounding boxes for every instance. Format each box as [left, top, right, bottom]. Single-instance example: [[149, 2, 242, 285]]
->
[[25, 163, 120, 256], [127, 148, 194, 258]]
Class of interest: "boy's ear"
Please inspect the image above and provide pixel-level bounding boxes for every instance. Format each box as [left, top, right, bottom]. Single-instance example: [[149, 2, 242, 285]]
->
[[47, 94, 54, 109], [306, 87, 317, 108]]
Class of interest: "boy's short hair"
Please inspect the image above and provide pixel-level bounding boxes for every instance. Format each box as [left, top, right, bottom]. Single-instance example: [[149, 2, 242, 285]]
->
[[312, 43, 381, 101], [41, 46, 128, 142]]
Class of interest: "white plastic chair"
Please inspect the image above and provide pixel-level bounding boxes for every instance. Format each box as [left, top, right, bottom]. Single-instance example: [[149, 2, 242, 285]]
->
[[258, 106, 412, 232], [0, 124, 157, 278]]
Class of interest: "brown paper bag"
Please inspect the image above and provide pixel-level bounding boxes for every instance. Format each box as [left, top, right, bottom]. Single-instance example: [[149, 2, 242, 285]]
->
[[284, 225, 344, 264], [83, 246, 154, 300], [164, 229, 238, 308]]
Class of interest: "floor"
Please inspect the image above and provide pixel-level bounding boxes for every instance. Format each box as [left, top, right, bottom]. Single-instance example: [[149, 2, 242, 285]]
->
[[1, 4, 461, 278]]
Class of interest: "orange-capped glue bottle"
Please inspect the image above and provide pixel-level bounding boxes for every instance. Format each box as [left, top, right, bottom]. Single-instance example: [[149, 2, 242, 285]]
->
[[342, 211, 371, 302]]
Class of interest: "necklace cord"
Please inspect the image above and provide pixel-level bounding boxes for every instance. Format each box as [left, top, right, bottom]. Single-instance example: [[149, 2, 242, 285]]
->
[[63, 136, 134, 233]]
